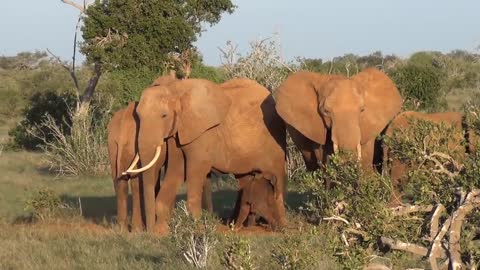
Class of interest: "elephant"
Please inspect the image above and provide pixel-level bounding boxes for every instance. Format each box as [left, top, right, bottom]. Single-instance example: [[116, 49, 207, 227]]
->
[[275, 68, 403, 173], [382, 111, 466, 205], [107, 73, 212, 232], [234, 172, 281, 231], [125, 78, 287, 233], [107, 101, 147, 231]]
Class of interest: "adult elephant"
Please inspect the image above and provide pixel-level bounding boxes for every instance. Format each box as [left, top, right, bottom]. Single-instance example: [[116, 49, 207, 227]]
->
[[108, 73, 212, 233], [275, 68, 403, 171], [107, 101, 147, 231], [125, 78, 287, 233]]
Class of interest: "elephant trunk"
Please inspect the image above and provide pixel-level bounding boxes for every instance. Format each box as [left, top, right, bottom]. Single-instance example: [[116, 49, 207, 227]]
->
[[331, 115, 362, 160]]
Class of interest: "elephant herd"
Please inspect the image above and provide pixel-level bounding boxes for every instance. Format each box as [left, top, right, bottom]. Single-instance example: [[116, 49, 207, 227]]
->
[[107, 68, 475, 234]]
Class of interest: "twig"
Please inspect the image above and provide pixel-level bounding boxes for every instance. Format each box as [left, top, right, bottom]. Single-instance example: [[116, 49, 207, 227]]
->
[[60, 0, 90, 13], [323, 215, 350, 225], [46, 48, 80, 93], [392, 204, 434, 216]]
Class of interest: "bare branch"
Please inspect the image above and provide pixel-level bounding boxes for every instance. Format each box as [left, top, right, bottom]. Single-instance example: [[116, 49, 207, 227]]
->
[[392, 204, 434, 216], [46, 48, 80, 93], [429, 204, 445, 241], [60, 0, 85, 13], [380, 237, 429, 257], [448, 190, 480, 270], [323, 215, 350, 225]]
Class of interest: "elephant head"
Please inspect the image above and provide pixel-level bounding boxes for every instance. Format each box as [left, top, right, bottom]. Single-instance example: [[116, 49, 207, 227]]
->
[[275, 68, 403, 160], [126, 79, 231, 174]]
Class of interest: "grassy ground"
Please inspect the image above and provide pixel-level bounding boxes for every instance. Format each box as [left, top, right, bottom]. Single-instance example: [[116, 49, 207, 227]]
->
[[0, 120, 425, 270]]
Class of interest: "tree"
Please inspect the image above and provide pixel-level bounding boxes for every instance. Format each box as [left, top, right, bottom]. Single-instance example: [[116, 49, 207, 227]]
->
[[58, 0, 235, 116], [81, 0, 235, 72]]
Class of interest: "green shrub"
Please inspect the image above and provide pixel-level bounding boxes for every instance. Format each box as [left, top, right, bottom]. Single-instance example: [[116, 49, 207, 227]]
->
[[8, 91, 76, 150], [382, 112, 480, 267], [390, 64, 445, 111], [104, 68, 159, 107], [190, 62, 226, 83], [170, 201, 219, 269], [24, 188, 79, 222], [222, 235, 257, 270], [270, 233, 318, 270], [35, 104, 110, 176]]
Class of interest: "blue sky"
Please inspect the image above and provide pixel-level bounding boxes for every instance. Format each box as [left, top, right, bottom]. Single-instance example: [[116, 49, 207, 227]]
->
[[1, 0, 479, 66]]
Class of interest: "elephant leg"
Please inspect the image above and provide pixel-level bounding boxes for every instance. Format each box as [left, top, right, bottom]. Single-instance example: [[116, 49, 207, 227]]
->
[[390, 160, 407, 206], [235, 204, 251, 230], [201, 178, 213, 213], [230, 175, 253, 224], [360, 139, 375, 172], [114, 179, 129, 230], [246, 213, 256, 227], [142, 168, 160, 232], [155, 138, 185, 234], [130, 177, 143, 232], [273, 173, 288, 227], [185, 161, 211, 218]]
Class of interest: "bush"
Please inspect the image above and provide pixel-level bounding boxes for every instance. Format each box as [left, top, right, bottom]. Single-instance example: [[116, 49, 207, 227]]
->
[[222, 235, 257, 270], [31, 103, 110, 176], [8, 91, 76, 150], [381, 112, 480, 268], [390, 64, 445, 111], [219, 36, 296, 92], [170, 201, 219, 269], [24, 188, 79, 222], [102, 68, 159, 107]]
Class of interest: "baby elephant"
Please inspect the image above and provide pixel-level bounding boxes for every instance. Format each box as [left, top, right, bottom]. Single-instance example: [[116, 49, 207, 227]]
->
[[234, 172, 282, 231]]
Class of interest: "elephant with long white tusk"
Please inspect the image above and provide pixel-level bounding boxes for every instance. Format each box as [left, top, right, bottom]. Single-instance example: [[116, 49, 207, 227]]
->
[[108, 72, 214, 234], [132, 77, 287, 233], [275, 67, 403, 172]]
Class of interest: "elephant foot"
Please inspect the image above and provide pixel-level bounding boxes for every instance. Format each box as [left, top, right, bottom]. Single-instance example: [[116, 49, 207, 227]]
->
[[114, 222, 129, 233], [152, 222, 170, 236], [131, 223, 144, 233], [233, 225, 244, 232]]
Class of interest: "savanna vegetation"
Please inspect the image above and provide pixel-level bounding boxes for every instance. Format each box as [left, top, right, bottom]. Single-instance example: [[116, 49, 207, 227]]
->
[[1, 1, 480, 269]]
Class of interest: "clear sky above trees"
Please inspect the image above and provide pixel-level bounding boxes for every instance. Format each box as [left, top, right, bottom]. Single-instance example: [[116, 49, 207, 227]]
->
[[1, 0, 479, 65]]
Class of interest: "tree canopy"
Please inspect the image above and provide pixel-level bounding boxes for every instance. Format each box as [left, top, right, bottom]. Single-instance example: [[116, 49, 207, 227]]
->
[[81, 0, 235, 72]]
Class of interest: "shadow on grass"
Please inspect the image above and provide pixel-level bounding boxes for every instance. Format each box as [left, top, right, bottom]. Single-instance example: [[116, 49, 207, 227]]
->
[[13, 189, 308, 225], [68, 190, 307, 221]]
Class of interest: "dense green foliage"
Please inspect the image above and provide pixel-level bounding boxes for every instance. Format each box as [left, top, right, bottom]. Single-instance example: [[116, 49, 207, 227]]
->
[[81, 0, 235, 72], [8, 91, 76, 150], [390, 64, 445, 111]]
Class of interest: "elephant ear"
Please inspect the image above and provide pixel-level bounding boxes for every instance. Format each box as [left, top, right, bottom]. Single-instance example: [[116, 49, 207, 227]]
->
[[353, 68, 403, 145], [275, 72, 329, 145], [177, 84, 231, 145]]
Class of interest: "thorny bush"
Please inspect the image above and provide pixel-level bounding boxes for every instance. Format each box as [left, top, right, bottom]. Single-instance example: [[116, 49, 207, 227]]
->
[[170, 201, 219, 269]]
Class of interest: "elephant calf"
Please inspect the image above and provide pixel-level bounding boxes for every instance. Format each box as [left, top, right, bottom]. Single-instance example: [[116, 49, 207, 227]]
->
[[383, 111, 465, 205], [234, 172, 281, 231]]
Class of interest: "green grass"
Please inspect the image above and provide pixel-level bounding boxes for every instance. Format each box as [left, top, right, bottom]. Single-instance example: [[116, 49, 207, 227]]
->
[[0, 118, 425, 269]]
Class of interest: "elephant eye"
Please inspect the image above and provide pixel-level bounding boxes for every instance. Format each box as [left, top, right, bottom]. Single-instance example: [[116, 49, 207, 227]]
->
[[360, 106, 365, 112], [161, 113, 168, 118]]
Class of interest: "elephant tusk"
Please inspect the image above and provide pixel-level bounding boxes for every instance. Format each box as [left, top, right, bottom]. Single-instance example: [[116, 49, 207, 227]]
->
[[333, 143, 339, 154], [122, 154, 139, 175], [357, 144, 362, 161], [124, 146, 162, 174]]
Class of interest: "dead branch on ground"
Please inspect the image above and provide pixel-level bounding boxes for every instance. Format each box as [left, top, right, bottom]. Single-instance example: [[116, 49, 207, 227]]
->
[[381, 189, 480, 270]]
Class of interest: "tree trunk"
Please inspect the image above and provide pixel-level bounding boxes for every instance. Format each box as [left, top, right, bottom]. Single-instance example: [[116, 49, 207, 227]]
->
[[74, 62, 102, 119]]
